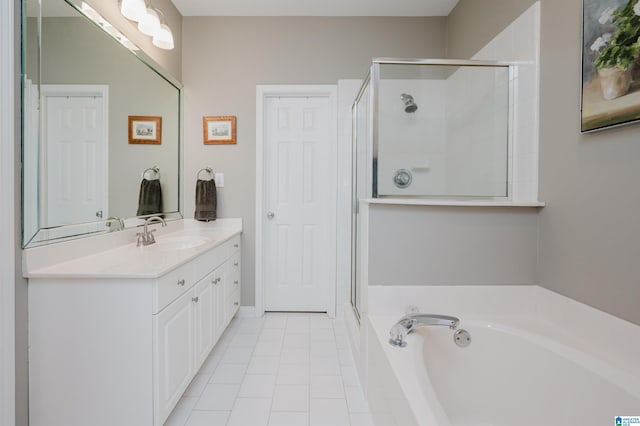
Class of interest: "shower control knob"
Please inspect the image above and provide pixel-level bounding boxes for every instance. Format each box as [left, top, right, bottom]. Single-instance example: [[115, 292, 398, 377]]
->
[[267, 211, 275, 220], [393, 169, 413, 189]]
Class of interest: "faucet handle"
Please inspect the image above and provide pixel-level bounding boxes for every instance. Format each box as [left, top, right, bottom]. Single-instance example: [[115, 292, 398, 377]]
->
[[389, 324, 408, 348], [148, 229, 157, 244], [135, 232, 145, 247]]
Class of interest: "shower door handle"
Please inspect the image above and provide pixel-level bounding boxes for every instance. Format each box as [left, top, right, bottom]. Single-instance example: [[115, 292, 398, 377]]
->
[[267, 211, 275, 220]]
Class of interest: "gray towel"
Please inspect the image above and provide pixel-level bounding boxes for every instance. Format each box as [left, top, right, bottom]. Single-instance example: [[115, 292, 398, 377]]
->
[[137, 178, 163, 216], [195, 179, 217, 221]]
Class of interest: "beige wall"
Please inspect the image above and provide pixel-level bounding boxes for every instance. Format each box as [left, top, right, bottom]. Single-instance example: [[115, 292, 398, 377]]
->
[[182, 17, 447, 305], [446, 0, 535, 59], [447, 0, 640, 326], [368, 205, 539, 286]]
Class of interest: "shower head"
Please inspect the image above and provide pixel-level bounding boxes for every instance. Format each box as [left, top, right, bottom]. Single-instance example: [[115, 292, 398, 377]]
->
[[400, 93, 418, 113]]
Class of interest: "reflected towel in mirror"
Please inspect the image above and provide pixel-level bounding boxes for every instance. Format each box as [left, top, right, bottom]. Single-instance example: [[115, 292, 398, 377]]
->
[[137, 178, 163, 216], [195, 179, 217, 221]]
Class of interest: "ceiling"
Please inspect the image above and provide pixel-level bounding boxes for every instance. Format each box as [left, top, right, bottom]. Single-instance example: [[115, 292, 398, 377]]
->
[[170, 0, 460, 17]]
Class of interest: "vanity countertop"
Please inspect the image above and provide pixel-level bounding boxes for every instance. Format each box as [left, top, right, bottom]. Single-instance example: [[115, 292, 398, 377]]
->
[[23, 218, 242, 279]]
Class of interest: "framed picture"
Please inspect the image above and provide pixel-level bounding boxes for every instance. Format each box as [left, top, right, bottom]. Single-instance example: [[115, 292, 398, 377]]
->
[[129, 116, 162, 144], [203, 116, 237, 145], [581, 0, 640, 132]]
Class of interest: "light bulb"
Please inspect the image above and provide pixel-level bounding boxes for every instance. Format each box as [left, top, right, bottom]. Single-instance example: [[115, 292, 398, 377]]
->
[[153, 24, 174, 50], [120, 0, 146, 21], [137, 7, 161, 36]]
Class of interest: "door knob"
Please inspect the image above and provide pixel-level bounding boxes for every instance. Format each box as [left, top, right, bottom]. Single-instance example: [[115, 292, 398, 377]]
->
[[267, 211, 275, 220]]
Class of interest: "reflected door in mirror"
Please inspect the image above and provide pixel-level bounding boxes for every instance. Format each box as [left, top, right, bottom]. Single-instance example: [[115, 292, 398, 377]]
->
[[43, 88, 108, 227]]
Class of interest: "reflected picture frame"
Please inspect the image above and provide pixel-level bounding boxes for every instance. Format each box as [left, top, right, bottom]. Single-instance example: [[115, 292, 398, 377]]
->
[[129, 116, 162, 144], [203, 115, 237, 145]]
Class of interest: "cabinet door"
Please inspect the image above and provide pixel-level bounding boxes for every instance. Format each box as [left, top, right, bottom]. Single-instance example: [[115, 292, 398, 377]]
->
[[193, 276, 215, 370], [154, 291, 194, 425]]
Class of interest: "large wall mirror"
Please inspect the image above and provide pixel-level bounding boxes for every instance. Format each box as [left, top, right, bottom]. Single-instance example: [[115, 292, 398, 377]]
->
[[22, 0, 182, 247]]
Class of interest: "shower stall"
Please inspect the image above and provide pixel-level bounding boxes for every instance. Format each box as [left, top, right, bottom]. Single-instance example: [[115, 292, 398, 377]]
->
[[350, 59, 513, 318]]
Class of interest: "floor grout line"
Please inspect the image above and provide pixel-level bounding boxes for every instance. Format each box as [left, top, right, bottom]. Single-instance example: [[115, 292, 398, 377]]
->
[[165, 313, 371, 426]]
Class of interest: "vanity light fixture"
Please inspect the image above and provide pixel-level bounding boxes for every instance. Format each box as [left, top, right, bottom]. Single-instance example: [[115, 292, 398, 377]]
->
[[153, 22, 174, 50], [119, 0, 175, 50], [137, 6, 161, 36], [120, 0, 146, 21]]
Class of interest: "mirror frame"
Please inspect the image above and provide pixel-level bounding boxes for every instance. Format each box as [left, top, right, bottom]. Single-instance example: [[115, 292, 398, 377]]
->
[[22, 0, 183, 248]]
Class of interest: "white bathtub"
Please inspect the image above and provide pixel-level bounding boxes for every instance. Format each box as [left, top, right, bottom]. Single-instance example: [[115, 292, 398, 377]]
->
[[365, 287, 640, 426]]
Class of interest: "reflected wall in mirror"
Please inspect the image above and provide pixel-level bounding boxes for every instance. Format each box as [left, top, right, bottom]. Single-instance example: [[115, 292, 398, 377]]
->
[[22, 0, 182, 247]]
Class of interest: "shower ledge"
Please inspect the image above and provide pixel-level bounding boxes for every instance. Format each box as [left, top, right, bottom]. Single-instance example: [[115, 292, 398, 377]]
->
[[362, 198, 545, 207]]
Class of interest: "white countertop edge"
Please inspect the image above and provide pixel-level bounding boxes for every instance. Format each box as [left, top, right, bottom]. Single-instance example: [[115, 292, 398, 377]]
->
[[24, 218, 242, 279], [362, 198, 545, 207]]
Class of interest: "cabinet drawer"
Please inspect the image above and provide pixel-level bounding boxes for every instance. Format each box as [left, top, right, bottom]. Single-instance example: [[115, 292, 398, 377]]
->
[[153, 263, 195, 314], [225, 288, 240, 321], [228, 234, 241, 253], [217, 235, 241, 259], [193, 234, 241, 281], [193, 246, 226, 283]]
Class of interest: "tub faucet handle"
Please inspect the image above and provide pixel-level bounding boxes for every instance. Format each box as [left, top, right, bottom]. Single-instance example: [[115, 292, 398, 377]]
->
[[389, 324, 408, 348]]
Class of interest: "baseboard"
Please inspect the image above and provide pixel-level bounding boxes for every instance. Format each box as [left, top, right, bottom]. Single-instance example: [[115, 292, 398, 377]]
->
[[236, 306, 257, 318]]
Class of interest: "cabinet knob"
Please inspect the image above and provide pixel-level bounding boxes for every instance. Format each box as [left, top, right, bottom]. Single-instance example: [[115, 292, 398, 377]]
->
[[234, 280, 239, 285], [192, 296, 199, 303], [177, 279, 185, 286], [233, 302, 239, 306], [234, 244, 239, 248], [234, 261, 239, 266]]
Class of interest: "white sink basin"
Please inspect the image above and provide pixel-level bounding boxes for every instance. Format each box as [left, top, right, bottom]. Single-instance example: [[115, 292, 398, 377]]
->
[[151, 235, 211, 251]]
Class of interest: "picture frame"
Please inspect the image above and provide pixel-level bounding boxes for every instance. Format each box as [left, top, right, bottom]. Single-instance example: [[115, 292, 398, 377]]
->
[[581, 0, 640, 132], [128, 116, 162, 144], [203, 116, 237, 145]]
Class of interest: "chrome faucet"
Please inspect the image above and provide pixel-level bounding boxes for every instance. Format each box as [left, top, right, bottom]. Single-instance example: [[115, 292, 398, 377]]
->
[[389, 313, 460, 347], [105, 216, 125, 232], [136, 216, 166, 246]]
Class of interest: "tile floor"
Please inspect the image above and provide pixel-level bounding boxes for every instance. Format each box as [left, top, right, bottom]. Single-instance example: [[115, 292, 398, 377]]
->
[[164, 313, 373, 426]]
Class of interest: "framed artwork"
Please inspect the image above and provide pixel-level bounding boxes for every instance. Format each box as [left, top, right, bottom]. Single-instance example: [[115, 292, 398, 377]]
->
[[581, 0, 640, 132], [203, 116, 237, 145], [128, 116, 162, 144]]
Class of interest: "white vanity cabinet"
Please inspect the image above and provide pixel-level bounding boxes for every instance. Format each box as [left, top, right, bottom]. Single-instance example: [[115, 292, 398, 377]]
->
[[28, 231, 242, 426]]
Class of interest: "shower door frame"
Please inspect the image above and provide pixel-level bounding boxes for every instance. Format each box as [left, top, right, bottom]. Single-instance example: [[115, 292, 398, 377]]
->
[[370, 58, 514, 201], [349, 58, 516, 320], [350, 71, 373, 322]]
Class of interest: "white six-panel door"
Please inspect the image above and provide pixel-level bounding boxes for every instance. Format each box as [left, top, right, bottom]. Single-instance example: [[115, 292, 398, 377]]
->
[[42, 87, 107, 228], [263, 94, 335, 312]]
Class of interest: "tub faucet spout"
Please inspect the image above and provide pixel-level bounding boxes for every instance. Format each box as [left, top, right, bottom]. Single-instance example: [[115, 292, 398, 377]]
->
[[389, 313, 459, 347]]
